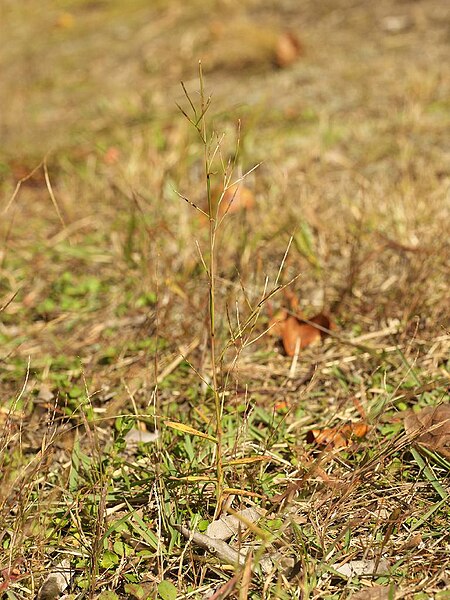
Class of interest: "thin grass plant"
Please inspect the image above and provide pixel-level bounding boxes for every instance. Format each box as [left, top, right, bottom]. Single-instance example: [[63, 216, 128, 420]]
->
[[177, 63, 227, 515]]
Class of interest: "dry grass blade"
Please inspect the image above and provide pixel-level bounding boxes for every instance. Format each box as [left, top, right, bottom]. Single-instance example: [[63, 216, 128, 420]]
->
[[165, 421, 217, 443], [2, 161, 44, 213], [239, 550, 253, 600], [207, 574, 239, 600], [43, 160, 67, 231]]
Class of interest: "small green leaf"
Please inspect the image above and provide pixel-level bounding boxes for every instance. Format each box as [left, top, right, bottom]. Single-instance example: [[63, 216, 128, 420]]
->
[[198, 519, 209, 532], [101, 550, 119, 569], [68, 386, 84, 399], [113, 540, 125, 556], [136, 292, 157, 307], [158, 580, 177, 600]]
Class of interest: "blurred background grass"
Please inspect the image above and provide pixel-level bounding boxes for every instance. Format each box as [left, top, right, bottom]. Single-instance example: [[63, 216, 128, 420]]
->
[[1, 0, 449, 365], [2, 0, 448, 162], [2, 0, 448, 327]]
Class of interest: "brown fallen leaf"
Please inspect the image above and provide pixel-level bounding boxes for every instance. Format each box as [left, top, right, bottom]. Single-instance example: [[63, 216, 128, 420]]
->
[[307, 422, 369, 449], [218, 184, 256, 217], [282, 315, 321, 355], [279, 312, 333, 356], [208, 574, 239, 600], [0, 560, 28, 594], [274, 31, 303, 68], [404, 404, 450, 458], [282, 287, 300, 311], [267, 289, 301, 333], [268, 309, 289, 337], [103, 146, 121, 165], [399, 533, 422, 551]]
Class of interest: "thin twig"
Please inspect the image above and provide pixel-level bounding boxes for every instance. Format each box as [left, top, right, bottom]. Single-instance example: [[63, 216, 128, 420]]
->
[[174, 524, 246, 567]]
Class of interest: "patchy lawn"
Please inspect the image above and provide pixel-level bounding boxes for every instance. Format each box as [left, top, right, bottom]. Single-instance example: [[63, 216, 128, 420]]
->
[[1, 0, 449, 599]]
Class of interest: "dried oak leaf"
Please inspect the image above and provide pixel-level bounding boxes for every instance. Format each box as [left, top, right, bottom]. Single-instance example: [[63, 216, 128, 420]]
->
[[199, 184, 255, 226], [282, 287, 300, 311], [274, 31, 303, 68], [218, 184, 256, 217], [268, 309, 289, 337], [282, 315, 321, 355], [274, 399, 288, 411], [281, 312, 333, 356], [103, 146, 121, 165], [404, 404, 450, 458], [307, 422, 369, 449]]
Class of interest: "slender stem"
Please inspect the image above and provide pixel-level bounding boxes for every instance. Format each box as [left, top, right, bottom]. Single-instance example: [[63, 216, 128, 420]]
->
[[199, 63, 223, 515]]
